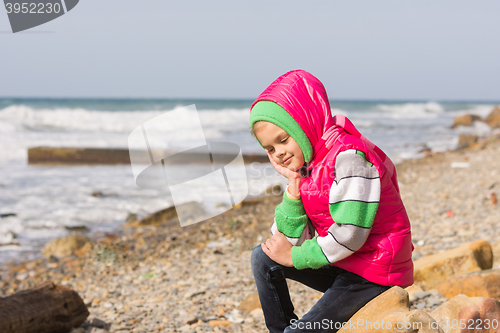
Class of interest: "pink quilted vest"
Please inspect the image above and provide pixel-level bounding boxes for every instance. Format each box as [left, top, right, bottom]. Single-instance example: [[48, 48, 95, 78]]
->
[[251, 70, 414, 287]]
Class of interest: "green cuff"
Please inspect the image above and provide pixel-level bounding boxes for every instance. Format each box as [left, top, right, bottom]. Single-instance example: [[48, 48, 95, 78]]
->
[[275, 191, 308, 238], [278, 191, 306, 217], [291, 237, 330, 270]]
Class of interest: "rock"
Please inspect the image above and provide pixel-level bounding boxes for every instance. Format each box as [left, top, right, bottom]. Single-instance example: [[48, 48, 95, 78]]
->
[[96, 233, 121, 246], [337, 286, 442, 332], [436, 269, 500, 299], [413, 291, 432, 300], [208, 320, 231, 327], [413, 240, 493, 290], [484, 105, 500, 129], [64, 226, 90, 232], [90, 191, 117, 198], [42, 235, 93, 258], [249, 308, 264, 321], [451, 114, 481, 128], [239, 293, 261, 312], [74, 242, 93, 258], [493, 241, 500, 269], [406, 284, 424, 302], [457, 134, 478, 150], [89, 318, 109, 329], [86, 328, 108, 333], [226, 309, 244, 323], [431, 294, 500, 333], [0, 281, 89, 333]]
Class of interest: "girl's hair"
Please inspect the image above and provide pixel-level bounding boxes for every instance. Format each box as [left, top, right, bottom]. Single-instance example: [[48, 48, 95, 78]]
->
[[249, 120, 265, 138]]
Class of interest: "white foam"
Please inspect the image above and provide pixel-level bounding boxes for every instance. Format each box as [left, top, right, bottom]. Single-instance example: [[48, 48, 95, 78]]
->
[[376, 102, 444, 119]]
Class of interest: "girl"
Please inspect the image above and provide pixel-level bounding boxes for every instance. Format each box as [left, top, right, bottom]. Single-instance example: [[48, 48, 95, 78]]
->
[[249, 70, 414, 333]]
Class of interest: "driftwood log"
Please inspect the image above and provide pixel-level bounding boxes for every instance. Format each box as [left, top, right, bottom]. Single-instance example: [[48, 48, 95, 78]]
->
[[0, 281, 89, 333]]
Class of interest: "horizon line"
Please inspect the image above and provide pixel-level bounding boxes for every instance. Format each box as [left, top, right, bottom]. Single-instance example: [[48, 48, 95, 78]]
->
[[1, 96, 499, 104]]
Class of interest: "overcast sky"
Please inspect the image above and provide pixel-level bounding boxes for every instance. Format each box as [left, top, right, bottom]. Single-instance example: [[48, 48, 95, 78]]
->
[[1, 1, 499, 100]]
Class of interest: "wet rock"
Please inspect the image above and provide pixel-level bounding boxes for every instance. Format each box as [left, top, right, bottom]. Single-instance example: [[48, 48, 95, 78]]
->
[[413, 240, 493, 290], [437, 268, 500, 299], [452, 114, 481, 128], [42, 235, 93, 258], [337, 286, 442, 332], [484, 105, 500, 129], [431, 294, 500, 333]]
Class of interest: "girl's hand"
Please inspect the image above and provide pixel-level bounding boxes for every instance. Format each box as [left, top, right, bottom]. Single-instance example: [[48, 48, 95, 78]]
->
[[261, 231, 294, 267], [266, 150, 302, 198], [266, 150, 301, 181]]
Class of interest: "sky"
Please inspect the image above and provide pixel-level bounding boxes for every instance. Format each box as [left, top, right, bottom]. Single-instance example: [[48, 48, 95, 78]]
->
[[1, 0, 499, 100]]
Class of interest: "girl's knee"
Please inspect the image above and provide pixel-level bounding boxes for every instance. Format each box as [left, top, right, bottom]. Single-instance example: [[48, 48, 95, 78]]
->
[[251, 245, 269, 274]]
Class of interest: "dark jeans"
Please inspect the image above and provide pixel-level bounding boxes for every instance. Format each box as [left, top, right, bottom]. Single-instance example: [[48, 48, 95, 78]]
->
[[251, 245, 390, 333]]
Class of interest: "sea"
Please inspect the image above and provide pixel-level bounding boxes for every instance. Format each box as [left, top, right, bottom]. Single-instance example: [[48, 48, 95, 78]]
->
[[0, 98, 498, 266]]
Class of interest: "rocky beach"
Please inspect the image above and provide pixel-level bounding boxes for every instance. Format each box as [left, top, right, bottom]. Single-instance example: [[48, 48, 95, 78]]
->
[[2, 110, 500, 333]]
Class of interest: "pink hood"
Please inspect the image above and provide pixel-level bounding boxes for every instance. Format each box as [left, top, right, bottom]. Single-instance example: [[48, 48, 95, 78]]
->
[[251, 70, 335, 160]]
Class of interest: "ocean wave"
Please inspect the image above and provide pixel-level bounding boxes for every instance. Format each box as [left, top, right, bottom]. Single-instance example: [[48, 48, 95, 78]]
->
[[375, 102, 445, 119], [0, 104, 251, 134]]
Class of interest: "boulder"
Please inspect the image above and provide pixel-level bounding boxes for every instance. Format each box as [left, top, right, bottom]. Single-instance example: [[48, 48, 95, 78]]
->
[[42, 235, 92, 258], [452, 114, 481, 128], [436, 269, 500, 299], [413, 240, 493, 290], [338, 286, 442, 333], [431, 294, 500, 333], [484, 106, 500, 129], [457, 134, 478, 150], [406, 284, 425, 303]]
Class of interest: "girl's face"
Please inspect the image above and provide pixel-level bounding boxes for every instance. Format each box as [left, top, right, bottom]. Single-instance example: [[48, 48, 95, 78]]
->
[[254, 121, 305, 172]]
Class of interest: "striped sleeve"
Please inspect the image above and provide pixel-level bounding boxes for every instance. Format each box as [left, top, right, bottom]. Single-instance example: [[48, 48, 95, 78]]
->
[[291, 149, 380, 269], [271, 189, 312, 246]]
